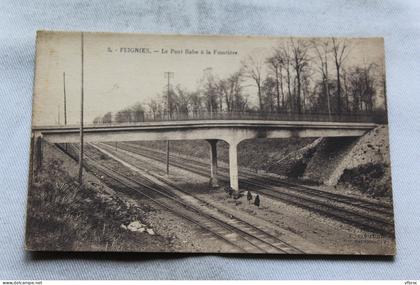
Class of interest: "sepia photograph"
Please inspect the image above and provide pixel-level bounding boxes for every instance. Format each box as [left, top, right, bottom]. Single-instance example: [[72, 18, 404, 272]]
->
[[26, 31, 395, 255]]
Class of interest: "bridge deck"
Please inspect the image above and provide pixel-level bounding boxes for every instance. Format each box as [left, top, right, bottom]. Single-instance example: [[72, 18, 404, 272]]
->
[[31, 119, 380, 192], [33, 119, 378, 133]]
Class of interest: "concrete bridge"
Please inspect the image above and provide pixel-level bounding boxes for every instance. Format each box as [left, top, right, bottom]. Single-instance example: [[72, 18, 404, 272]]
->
[[32, 119, 378, 191]]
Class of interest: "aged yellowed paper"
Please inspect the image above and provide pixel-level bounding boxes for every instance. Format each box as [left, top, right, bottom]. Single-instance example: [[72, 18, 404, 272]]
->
[[27, 31, 395, 255]]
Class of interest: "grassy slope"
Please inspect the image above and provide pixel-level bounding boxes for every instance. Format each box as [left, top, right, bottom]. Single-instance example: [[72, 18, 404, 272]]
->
[[25, 142, 167, 251]]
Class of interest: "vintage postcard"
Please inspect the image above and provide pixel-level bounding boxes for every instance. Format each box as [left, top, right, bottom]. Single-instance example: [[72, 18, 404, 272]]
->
[[26, 31, 395, 255]]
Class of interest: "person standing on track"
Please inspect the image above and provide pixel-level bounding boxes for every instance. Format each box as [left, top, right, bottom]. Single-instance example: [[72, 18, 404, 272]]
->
[[225, 186, 233, 198], [247, 191, 253, 204], [254, 194, 260, 207]]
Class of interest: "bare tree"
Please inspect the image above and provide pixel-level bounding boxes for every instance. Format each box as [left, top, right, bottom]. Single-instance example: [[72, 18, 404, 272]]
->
[[201, 68, 219, 114], [312, 39, 332, 117], [343, 68, 349, 112], [290, 38, 310, 114], [347, 63, 376, 112], [189, 91, 202, 117], [175, 85, 190, 117], [266, 49, 285, 112], [115, 108, 132, 123], [276, 45, 293, 112], [331, 37, 350, 114], [93, 116, 103, 124], [242, 55, 264, 112], [99, 36, 386, 123], [217, 79, 231, 112], [130, 102, 144, 122], [102, 112, 112, 124], [363, 62, 378, 112], [301, 68, 313, 112], [147, 99, 159, 120], [261, 76, 276, 112], [218, 71, 243, 113], [284, 50, 293, 112]]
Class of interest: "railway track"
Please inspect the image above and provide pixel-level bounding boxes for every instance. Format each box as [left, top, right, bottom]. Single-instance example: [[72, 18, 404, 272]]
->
[[58, 143, 305, 254], [104, 141, 395, 237], [117, 142, 393, 213]]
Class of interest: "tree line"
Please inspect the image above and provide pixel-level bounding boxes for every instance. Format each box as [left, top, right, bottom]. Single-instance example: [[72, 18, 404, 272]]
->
[[93, 38, 387, 124]]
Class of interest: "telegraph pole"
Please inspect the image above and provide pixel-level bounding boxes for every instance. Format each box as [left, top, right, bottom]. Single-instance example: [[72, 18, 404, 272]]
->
[[164, 71, 173, 175], [63, 72, 67, 125], [166, 140, 170, 175], [63, 72, 68, 151], [203, 68, 213, 119], [57, 105, 60, 125], [78, 32, 84, 186], [164, 71, 174, 119]]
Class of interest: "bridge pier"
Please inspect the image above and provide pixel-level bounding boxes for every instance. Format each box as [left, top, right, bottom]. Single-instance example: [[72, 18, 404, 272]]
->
[[228, 141, 239, 192], [207, 139, 219, 188]]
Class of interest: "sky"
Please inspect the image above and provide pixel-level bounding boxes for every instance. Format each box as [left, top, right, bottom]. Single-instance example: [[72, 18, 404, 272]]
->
[[32, 31, 385, 126]]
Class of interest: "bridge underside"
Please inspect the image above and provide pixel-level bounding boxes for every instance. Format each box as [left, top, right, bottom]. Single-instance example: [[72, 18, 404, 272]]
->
[[33, 120, 376, 192]]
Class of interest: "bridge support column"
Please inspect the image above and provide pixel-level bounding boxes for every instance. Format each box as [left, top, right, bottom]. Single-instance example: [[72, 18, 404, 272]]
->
[[228, 141, 239, 192], [207, 139, 219, 188]]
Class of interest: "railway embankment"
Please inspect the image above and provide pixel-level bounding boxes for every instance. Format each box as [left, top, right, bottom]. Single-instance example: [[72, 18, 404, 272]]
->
[[337, 125, 393, 198], [26, 142, 167, 251], [302, 137, 358, 184], [294, 125, 392, 198]]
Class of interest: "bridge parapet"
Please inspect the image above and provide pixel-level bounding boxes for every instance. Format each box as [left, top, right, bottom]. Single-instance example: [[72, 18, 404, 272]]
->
[[92, 111, 388, 126]]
